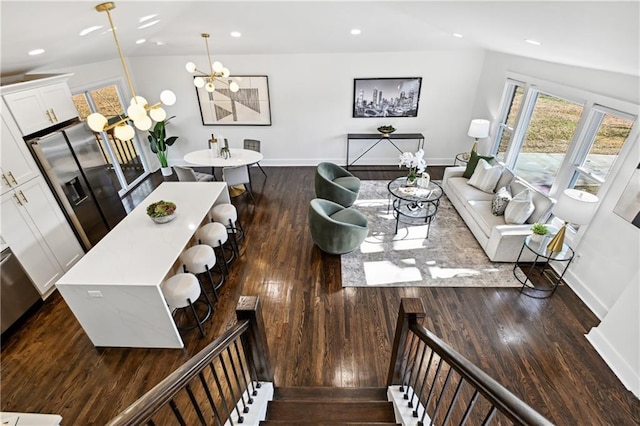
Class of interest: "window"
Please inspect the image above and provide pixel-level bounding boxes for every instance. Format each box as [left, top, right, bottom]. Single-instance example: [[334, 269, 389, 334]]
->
[[569, 107, 634, 195], [492, 74, 637, 233], [512, 92, 583, 194], [495, 82, 525, 161], [72, 84, 148, 194]]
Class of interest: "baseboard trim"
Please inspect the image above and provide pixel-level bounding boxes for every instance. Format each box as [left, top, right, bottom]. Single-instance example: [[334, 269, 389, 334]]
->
[[585, 328, 640, 398], [555, 265, 608, 320], [169, 157, 456, 168]]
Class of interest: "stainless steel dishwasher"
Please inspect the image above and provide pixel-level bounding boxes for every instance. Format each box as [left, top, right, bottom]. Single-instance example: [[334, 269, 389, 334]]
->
[[1, 247, 41, 334]]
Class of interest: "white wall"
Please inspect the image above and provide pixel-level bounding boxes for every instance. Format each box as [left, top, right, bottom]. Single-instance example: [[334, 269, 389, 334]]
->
[[128, 50, 485, 167], [474, 50, 640, 395]]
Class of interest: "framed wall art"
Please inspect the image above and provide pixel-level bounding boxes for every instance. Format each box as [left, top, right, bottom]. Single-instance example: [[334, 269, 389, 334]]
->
[[353, 77, 422, 118], [613, 162, 640, 228], [195, 75, 271, 126]]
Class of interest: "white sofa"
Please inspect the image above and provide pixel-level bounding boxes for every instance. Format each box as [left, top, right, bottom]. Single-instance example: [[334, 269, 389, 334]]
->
[[443, 166, 555, 262]]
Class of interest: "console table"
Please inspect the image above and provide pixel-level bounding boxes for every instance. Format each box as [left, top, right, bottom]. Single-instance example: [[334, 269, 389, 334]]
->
[[346, 133, 425, 169]]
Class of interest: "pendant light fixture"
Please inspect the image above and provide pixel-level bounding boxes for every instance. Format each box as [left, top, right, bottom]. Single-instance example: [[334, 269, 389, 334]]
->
[[87, 2, 176, 141], [185, 33, 240, 93]]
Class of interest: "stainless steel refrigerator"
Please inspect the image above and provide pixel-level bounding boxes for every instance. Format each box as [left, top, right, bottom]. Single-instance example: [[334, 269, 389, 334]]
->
[[27, 121, 127, 251]]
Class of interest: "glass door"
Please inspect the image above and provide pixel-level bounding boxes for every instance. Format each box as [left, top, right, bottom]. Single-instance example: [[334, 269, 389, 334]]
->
[[72, 83, 149, 195]]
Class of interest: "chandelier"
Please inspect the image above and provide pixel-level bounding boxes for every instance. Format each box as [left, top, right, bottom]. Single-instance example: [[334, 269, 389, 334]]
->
[[185, 33, 239, 93], [87, 2, 176, 141]]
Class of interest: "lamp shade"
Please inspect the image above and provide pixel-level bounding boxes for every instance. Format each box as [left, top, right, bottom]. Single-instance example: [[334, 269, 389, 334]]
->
[[467, 119, 490, 139], [552, 189, 599, 225]]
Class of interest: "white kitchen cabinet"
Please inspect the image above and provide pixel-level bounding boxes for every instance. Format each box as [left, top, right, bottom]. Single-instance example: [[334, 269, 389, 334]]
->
[[1, 176, 83, 297], [1, 113, 40, 194], [3, 81, 77, 135]]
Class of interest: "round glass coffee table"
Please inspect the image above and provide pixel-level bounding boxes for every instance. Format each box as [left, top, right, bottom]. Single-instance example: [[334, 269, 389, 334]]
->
[[387, 177, 444, 237]]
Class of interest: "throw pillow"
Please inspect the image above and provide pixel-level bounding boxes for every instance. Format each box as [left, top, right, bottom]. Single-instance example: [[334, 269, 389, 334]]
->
[[491, 186, 512, 216], [468, 159, 503, 193], [463, 150, 494, 178], [504, 189, 535, 224]]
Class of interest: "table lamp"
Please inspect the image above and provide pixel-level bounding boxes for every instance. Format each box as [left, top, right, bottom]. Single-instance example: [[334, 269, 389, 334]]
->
[[467, 119, 490, 154], [547, 188, 599, 252]]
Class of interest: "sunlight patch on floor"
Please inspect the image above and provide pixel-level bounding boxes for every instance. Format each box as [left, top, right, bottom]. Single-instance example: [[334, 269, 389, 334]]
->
[[363, 260, 422, 285]]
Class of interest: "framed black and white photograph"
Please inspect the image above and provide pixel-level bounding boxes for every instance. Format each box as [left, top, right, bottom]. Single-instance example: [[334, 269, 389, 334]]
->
[[196, 75, 271, 126], [353, 77, 422, 118], [613, 162, 640, 228]]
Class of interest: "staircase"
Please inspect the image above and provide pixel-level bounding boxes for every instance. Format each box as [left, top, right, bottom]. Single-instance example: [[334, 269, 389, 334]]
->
[[260, 386, 398, 425]]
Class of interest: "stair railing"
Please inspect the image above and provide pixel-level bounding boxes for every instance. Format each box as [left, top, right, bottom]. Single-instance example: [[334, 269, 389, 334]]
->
[[107, 296, 273, 426], [387, 298, 554, 426]]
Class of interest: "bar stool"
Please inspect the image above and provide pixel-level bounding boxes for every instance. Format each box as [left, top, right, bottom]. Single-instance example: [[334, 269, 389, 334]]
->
[[181, 244, 223, 301], [196, 222, 234, 275], [210, 203, 244, 253], [161, 273, 212, 337]]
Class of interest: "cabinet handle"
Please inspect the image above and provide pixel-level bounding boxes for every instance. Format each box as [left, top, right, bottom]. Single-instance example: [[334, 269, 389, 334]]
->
[[12, 193, 23, 206], [45, 110, 54, 123], [1, 174, 11, 187], [50, 108, 58, 122], [19, 190, 28, 203], [7, 171, 18, 185]]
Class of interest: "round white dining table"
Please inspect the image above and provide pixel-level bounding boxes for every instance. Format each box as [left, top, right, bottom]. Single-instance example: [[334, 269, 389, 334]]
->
[[184, 148, 263, 167]]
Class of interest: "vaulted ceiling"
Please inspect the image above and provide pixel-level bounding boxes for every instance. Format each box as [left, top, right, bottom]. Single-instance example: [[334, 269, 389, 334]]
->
[[1, 1, 638, 78]]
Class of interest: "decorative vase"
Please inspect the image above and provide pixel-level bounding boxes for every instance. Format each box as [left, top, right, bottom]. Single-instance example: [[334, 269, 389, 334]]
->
[[161, 166, 173, 176], [417, 172, 430, 188], [531, 234, 546, 243]]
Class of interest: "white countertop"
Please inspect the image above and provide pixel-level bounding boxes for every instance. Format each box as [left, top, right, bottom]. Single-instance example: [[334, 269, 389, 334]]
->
[[56, 182, 227, 287], [184, 148, 263, 167]]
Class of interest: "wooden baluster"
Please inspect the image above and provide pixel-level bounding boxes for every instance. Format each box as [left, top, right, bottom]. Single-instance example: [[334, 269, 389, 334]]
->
[[236, 296, 274, 382], [387, 298, 426, 386]]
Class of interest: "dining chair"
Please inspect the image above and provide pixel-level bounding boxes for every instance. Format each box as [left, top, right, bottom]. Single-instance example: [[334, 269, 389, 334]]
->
[[174, 165, 215, 182], [243, 139, 267, 177], [222, 165, 256, 203]]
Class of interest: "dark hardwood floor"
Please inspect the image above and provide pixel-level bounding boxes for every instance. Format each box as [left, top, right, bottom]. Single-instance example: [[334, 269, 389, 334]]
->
[[1, 166, 638, 425]]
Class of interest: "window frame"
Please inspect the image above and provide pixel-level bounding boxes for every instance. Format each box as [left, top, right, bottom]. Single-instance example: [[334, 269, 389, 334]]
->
[[491, 72, 640, 243]]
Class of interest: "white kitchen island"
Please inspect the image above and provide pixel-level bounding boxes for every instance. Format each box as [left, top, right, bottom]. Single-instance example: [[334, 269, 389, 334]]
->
[[56, 182, 230, 348]]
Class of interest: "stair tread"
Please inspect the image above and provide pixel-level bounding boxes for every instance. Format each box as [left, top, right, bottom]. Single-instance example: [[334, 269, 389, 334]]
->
[[273, 386, 389, 401], [265, 400, 396, 422]]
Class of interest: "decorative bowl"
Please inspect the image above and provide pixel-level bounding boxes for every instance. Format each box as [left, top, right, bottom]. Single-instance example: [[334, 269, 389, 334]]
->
[[151, 213, 176, 224], [146, 200, 177, 224], [377, 125, 396, 136]]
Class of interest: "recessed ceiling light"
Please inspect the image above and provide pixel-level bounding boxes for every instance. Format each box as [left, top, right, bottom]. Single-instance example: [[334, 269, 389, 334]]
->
[[230, 31, 242, 38], [156, 41, 166, 46], [525, 39, 541, 46], [351, 29, 361, 35], [28, 49, 45, 56], [452, 33, 464, 38], [138, 20, 160, 30], [136, 39, 146, 44], [79, 26, 103, 36], [139, 14, 157, 23]]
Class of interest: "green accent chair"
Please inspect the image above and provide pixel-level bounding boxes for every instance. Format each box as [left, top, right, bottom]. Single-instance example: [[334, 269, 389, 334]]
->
[[308, 199, 369, 255], [314, 162, 361, 207]]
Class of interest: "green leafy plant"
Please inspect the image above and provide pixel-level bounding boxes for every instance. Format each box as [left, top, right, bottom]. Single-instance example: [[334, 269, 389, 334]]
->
[[531, 222, 549, 235], [146, 200, 176, 218], [148, 117, 178, 168]]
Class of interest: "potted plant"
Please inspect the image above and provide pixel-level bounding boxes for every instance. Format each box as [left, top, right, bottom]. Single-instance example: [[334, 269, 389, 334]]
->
[[531, 222, 549, 242], [146, 200, 177, 224], [148, 117, 178, 176]]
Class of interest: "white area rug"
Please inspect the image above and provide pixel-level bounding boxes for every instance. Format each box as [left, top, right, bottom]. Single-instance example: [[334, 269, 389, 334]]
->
[[341, 180, 522, 288]]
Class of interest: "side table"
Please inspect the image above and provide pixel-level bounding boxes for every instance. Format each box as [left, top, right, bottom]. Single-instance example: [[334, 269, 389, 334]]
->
[[454, 152, 470, 166], [513, 235, 574, 298]]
